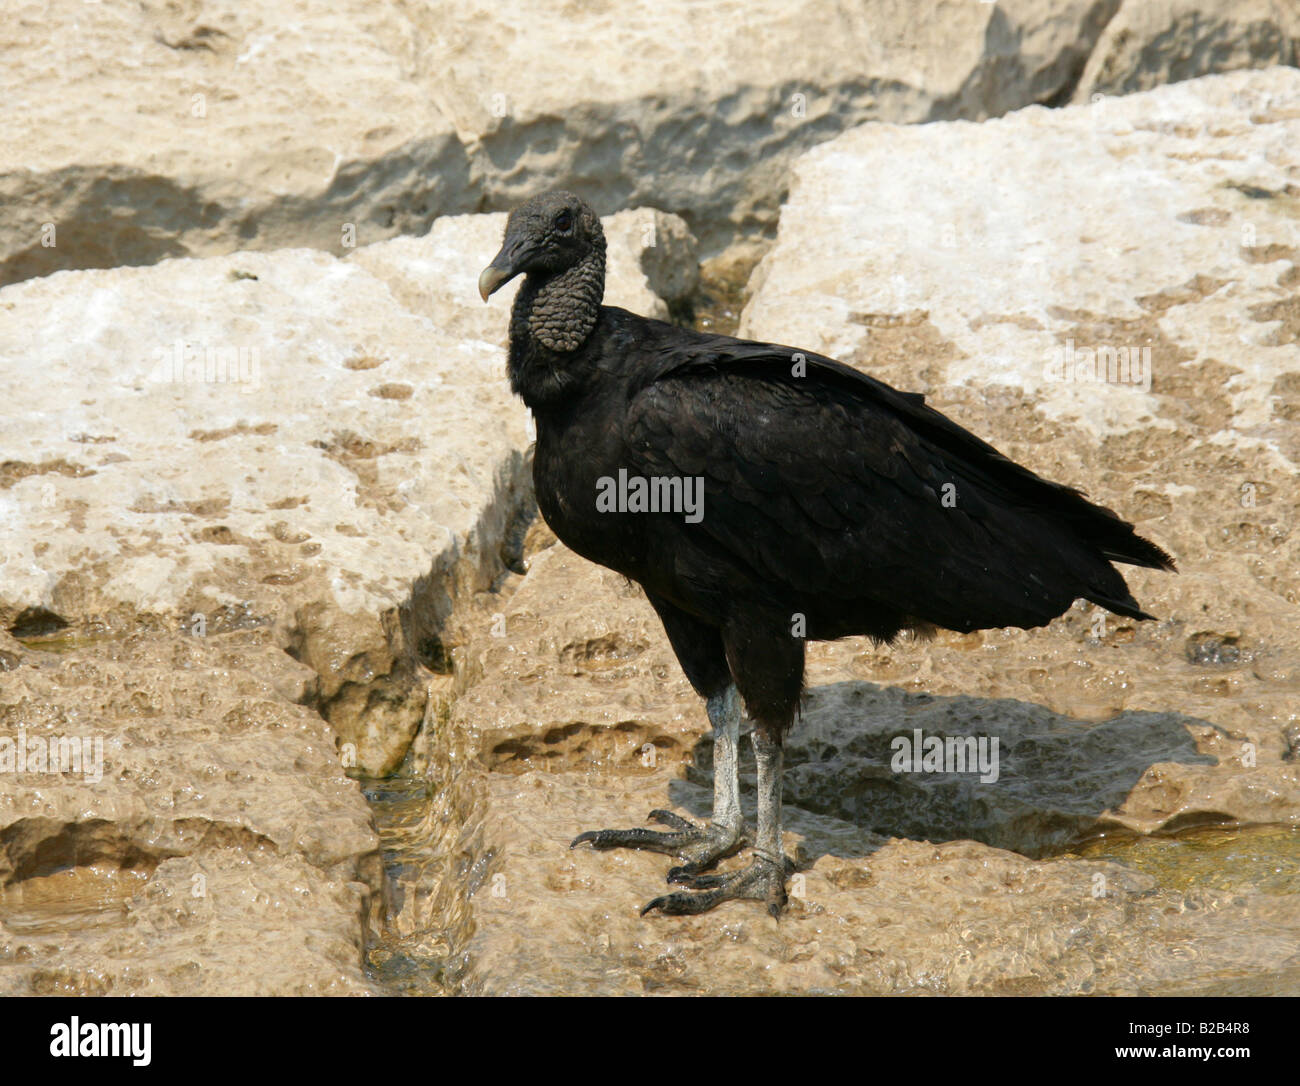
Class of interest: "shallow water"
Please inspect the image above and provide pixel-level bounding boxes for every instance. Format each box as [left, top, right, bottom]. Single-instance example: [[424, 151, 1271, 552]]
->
[[0, 865, 149, 935], [684, 249, 762, 337], [1073, 824, 1300, 897], [15, 632, 118, 654], [362, 774, 456, 995], [1071, 825, 1300, 996], [361, 763, 487, 996], [360, 740, 1300, 995], [8, 610, 1293, 994]]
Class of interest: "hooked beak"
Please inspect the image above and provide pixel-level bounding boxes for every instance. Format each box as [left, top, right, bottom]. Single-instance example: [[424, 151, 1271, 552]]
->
[[478, 236, 533, 302]]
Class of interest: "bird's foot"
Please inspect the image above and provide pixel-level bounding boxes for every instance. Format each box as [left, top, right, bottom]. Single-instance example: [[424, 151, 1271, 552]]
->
[[641, 853, 793, 918], [570, 809, 747, 873]]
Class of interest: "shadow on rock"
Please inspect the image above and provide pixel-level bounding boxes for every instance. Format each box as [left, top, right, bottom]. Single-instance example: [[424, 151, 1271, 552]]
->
[[671, 679, 1220, 863]]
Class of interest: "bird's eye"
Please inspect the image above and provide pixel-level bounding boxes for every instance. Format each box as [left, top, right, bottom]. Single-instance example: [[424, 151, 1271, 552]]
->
[[554, 210, 573, 232]]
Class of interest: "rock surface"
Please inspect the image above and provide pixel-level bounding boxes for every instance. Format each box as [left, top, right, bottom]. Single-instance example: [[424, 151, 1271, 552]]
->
[[466, 770, 1298, 995], [7, 8, 1300, 997], [417, 0, 1121, 253], [452, 69, 1300, 995], [18, 0, 1288, 284], [451, 546, 702, 774], [1074, 0, 1300, 101], [2, 0, 469, 288], [0, 629, 382, 995]]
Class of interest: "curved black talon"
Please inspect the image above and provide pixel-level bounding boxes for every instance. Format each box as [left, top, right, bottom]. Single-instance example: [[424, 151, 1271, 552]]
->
[[641, 857, 790, 917], [647, 809, 695, 832], [570, 825, 687, 851], [568, 810, 747, 870]]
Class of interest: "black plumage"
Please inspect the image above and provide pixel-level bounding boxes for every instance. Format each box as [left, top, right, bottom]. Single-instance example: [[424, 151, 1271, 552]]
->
[[479, 191, 1174, 917]]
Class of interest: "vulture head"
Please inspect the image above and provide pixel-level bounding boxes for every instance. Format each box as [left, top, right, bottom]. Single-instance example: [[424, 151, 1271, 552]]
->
[[478, 191, 605, 302]]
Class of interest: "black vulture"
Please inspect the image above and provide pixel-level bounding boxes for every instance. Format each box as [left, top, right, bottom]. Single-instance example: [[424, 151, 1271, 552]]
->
[[478, 191, 1175, 917]]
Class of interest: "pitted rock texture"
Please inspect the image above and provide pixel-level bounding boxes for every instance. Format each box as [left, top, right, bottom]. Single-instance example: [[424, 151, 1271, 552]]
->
[[0, 630, 382, 996], [1073, 0, 1300, 102], [2, 0, 1240, 285]]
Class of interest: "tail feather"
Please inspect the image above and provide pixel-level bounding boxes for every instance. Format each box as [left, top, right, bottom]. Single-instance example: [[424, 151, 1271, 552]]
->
[[1083, 499, 1177, 573], [1046, 488, 1174, 622], [1085, 588, 1158, 623], [1073, 498, 1173, 621]]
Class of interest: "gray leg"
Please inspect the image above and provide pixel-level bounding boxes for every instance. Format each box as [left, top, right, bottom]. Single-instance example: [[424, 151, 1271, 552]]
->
[[643, 724, 791, 918], [751, 726, 785, 874], [706, 685, 743, 835], [570, 684, 749, 871]]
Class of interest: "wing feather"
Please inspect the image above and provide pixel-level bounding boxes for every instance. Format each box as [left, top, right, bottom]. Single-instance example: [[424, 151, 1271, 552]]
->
[[621, 330, 1170, 631]]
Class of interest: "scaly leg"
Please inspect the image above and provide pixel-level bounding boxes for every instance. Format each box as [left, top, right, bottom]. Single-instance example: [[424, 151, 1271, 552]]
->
[[570, 685, 748, 872], [642, 724, 791, 917]]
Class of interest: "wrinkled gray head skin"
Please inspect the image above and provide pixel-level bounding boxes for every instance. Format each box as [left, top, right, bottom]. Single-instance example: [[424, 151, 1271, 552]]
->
[[478, 190, 605, 301], [480, 191, 608, 362]]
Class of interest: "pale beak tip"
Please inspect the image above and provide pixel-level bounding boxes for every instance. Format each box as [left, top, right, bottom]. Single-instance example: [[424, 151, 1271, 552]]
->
[[479, 264, 513, 304]]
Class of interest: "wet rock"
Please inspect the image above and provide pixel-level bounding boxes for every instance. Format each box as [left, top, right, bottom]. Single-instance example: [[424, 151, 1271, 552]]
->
[[451, 546, 703, 773], [1074, 0, 1300, 102], [783, 683, 1298, 854], [0, 631, 381, 995], [463, 768, 1299, 995], [453, 539, 1297, 859], [1284, 724, 1300, 761], [0, 208, 688, 776], [450, 545, 1298, 993]]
